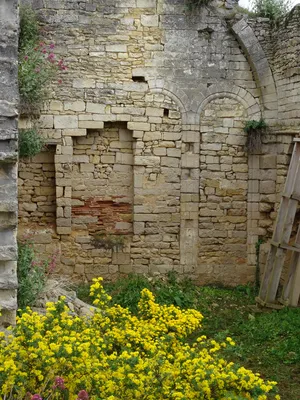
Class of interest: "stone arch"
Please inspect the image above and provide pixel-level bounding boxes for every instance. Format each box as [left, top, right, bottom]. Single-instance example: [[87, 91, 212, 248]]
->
[[195, 83, 262, 124], [231, 19, 278, 123], [147, 79, 189, 122]]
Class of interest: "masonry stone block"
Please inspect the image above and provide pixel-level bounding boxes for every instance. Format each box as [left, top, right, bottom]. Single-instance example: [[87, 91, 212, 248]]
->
[[182, 154, 199, 168], [78, 121, 104, 129], [260, 180, 276, 194], [54, 116, 78, 129], [128, 122, 150, 131], [135, 156, 160, 166], [106, 44, 127, 53], [260, 155, 277, 169], [141, 15, 159, 26]]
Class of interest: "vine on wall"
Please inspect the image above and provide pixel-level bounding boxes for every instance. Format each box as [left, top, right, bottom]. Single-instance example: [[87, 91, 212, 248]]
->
[[18, 6, 67, 157]]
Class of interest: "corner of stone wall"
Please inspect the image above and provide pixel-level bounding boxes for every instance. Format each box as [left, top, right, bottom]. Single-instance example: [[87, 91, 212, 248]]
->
[[0, 0, 19, 326]]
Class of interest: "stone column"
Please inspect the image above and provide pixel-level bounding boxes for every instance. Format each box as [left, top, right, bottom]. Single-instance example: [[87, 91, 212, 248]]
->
[[55, 136, 73, 235], [180, 126, 200, 273], [0, 0, 19, 325]]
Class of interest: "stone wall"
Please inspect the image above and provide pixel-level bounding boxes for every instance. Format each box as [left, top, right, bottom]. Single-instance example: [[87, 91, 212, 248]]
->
[[17, 0, 300, 285], [0, 0, 18, 325]]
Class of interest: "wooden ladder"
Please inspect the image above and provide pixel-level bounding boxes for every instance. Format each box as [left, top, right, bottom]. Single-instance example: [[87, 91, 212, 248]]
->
[[257, 138, 300, 308]]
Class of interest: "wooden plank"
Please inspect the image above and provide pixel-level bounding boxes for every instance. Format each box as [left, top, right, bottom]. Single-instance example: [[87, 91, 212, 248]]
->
[[292, 162, 300, 200], [281, 252, 300, 303], [280, 244, 300, 253], [259, 245, 277, 302], [289, 257, 300, 306], [258, 141, 300, 307], [281, 222, 300, 304], [256, 296, 284, 309], [281, 199, 299, 245], [284, 142, 300, 196], [273, 197, 289, 243], [265, 248, 286, 303]]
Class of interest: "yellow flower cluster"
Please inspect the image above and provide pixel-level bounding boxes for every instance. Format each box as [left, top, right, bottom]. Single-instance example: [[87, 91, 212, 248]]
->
[[0, 277, 280, 399]]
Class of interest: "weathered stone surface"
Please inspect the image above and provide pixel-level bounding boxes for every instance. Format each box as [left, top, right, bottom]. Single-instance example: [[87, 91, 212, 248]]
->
[[0, 0, 18, 324], [15, 0, 300, 287]]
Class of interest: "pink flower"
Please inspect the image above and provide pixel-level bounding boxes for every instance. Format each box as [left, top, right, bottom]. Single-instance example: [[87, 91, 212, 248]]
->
[[48, 52, 55, 59], [77, 390, 89, 400], [42, 49, 47, 54], [31, 395, 42, 400], [39, 42, 44, 47], [49, 43, 55, 49], [24, 55, 28, 61], [53, 376, 66, 390]]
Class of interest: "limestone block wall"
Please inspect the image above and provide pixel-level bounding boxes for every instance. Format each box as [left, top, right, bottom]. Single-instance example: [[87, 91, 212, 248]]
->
[[249, 7, 300, 126], [17, 0, 300, 285], [199, 98, 249, 284], [0, 0, 18, 325]]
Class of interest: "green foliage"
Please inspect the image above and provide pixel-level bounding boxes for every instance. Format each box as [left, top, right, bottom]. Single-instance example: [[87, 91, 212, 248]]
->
[[251, 0, 291, 20], [19, 128, 44, 158], [75, 274, 300, 398], [17, 240, 47, 309], [18, 5, 67, 115], [19, 6, 39, 49], [103, 272, 199, 313], [190, 286, 300, 399], [243, 119, 267, 154]]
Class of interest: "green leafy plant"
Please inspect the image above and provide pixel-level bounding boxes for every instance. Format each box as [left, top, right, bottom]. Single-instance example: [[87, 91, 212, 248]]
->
[[251, 0, 291, 20], [19, 128, 44, 158], [243, 119, 267, 154], [17, 239, 59, 309], [103, 272, 199, 313], [17, 240, 47, 309], [18, 5, 67, 115]]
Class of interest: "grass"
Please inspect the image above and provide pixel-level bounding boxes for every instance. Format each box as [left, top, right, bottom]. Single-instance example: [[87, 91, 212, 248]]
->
[[75, 273, 300, 400]]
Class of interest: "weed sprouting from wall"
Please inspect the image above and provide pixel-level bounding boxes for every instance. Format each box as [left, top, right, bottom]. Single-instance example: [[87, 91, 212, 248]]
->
[[19, 6, 67, 115], [17, 239, 59, 309], [18, 5, 67, 157], [244, 119, 267, 154], [18, 128, 44, 158]]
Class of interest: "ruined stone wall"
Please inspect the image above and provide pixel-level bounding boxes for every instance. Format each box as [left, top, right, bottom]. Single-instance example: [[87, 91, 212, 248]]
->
[[249, 7, 300, 126], [0, 0, 18, 325], [17, 0, 300, 285]]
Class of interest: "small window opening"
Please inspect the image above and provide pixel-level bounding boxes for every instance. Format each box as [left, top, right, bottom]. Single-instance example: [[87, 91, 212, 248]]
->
[[163, 108, 169, 117], [132, 76, 147, 83]]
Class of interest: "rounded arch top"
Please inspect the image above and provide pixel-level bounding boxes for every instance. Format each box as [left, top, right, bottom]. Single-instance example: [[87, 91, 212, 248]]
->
[[147, 78, 191, 123], [195, 83, 262, 124]]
